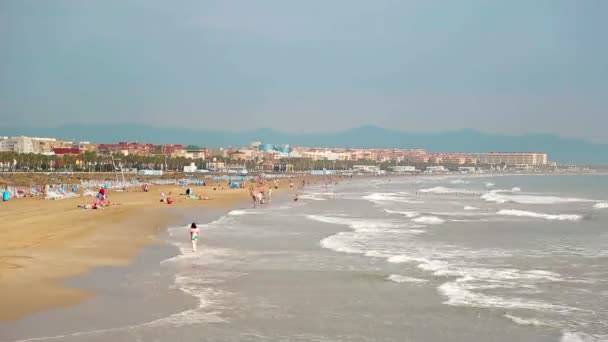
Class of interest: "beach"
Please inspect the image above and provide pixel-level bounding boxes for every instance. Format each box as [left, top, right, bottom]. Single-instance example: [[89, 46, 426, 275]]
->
[[2, 174, 607, 342], [0, 176, 298, 322]]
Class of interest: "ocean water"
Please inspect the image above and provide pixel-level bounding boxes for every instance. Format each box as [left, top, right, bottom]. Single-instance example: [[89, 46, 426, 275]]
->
[[3, 174, 607, 342]]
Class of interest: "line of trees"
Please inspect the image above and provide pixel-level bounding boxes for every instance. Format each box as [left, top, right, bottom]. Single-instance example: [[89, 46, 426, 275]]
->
[[0, 152, 201, 172]]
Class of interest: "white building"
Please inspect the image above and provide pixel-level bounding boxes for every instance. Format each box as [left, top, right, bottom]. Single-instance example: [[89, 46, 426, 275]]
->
[[390, 165, 417, 173], [426, 166, 447, 173], [0, 136, 34, 153], [0, 136, 60, 154], [477, 152, 548, 166]]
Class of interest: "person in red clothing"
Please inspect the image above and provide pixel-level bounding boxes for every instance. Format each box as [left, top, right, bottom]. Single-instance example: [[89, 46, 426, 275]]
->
[[99, 187, 106, 200]]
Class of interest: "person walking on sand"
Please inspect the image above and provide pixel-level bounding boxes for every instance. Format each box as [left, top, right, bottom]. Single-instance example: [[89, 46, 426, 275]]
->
[[189, 223, 200, 252]]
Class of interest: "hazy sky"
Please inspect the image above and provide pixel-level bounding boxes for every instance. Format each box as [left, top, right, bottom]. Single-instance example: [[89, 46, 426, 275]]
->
[[1, 0, 607, 141]]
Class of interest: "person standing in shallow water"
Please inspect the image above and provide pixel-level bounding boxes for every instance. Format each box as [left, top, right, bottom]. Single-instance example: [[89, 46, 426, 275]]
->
[[189, 223, 200, 252]]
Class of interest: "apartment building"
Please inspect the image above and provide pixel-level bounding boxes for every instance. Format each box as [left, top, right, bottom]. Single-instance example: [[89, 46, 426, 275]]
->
[[97, 142, 184, 156], [477, 152, 548, 166], [0, 136, 76, 154]]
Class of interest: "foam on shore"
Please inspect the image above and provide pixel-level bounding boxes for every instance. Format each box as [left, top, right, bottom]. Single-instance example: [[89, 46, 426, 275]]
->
[[497, 209, 582, 221]]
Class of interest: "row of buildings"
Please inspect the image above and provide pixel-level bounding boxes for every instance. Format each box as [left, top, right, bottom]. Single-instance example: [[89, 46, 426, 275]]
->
[[0, 136, 549, 167], [221, 143, 549, 167]]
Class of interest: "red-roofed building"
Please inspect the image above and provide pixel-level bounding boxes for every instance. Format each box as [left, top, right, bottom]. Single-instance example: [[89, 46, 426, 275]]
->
[[53, 147, 81, 155]]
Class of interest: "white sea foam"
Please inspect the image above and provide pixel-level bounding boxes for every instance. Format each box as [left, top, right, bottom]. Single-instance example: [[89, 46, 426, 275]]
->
[[450, 179, 469, 184], [504, 314, 547, 327], [387, 274, 429, 283], [320, 234, 363, 254], [307, 215, 401, 232], [412, 216, 445, 225], [418, 186, 474, 194], [298, 194, 327, 201], [153, 275, 227, 326], [438, 281, 572, 313], [463, 206, 479, 210], [560, 331, 603, 342], [593, 202, 608, 209], [364, 250, 394, 258], [387, 255, 430, 265], [485, 182, 495, 188], [482, 192, 592, 205], [228, 209, 259, 216], [384, 209, 420, 218], [363, 192, 422, 204], [497, 209, 582, 221]]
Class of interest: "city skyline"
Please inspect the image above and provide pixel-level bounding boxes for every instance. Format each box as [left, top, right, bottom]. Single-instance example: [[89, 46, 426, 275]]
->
[[1, 1, 607, 142]]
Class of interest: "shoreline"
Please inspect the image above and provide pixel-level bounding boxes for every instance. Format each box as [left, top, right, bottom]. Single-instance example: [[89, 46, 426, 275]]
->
[[0, 205, 242, 342], [2, 174, 603, 341], [0, 176, 305, 322]]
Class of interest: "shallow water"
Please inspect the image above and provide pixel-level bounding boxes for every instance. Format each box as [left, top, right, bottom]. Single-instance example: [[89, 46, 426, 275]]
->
[[2, 174, 607, 342]]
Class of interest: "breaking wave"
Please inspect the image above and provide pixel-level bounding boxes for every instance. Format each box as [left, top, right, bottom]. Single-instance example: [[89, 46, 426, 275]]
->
[[412, 216, 445, 225], [387, 275, 429, 283], [504, 314, 547, 327], [497, 209, 582, 221], [418, 187, 475, 195], [363, 192, 422, 204], [593, 202, 608, 209], [482, 192, 593, 205], [384, 209, 420, 218]]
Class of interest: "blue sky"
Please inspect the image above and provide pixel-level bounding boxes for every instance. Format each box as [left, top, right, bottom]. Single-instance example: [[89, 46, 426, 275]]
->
[[1, 0, 607, 141]]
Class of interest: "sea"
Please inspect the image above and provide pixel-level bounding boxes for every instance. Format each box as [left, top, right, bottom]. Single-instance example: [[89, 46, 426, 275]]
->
[[2, 174, 607, 342]]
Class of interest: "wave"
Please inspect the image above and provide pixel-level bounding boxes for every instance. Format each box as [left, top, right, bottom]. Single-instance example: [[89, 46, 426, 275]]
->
[[418, 187, 475, 194], [320, 233, 363, 254], [412, 216, 445, 225], [497, 209, 582, 221], [363, 192, 422, 204], [464, 206, 479, 210], [450, 179, 469, 184], [384, 209, 420, 218], [482, 192, 593, 205], [307, 215, 401, 229], [387, 274, 428, 283], [438, 281, 573, 313], [503, 314, 547, 327], [485, 182, 495, 188], [561, 331, 605, 342], [228, 209, 259, 216], [593, 202, 608, 209]]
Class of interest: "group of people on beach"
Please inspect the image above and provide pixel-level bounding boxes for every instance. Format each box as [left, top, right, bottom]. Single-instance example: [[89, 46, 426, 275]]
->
[[248, 177, 276, 208], [78, 187, 109, 209]]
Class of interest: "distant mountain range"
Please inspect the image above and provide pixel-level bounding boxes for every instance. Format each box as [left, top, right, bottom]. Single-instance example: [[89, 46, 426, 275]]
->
[[1, 124, 607, 164]]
